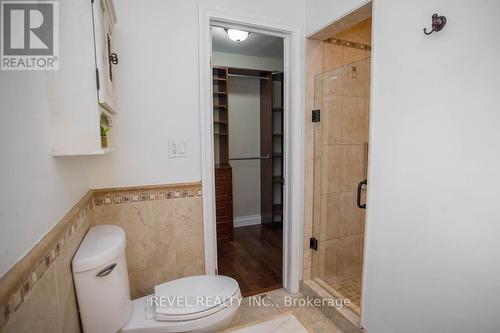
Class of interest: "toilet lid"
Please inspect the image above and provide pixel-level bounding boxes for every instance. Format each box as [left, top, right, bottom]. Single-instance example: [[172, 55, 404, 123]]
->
[[153, 275, 240, 322]]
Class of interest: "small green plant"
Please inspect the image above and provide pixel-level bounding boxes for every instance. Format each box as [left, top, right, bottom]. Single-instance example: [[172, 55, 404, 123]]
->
[[100, 125, 110, 137]]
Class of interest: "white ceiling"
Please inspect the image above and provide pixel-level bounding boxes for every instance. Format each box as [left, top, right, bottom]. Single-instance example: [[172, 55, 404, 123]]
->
[[211, 27, 283, 59]]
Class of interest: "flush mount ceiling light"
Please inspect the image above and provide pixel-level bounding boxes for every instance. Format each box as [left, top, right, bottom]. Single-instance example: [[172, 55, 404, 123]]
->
[[225, 29, 249, 43]]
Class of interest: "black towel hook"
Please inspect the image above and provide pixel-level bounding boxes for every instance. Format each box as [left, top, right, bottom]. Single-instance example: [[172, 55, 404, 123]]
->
[[424, 13, 447, 35]]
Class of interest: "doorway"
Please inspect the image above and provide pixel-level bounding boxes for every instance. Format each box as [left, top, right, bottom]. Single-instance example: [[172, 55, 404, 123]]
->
[[211, 28, 285, 296], [198, 7, 305, 294]]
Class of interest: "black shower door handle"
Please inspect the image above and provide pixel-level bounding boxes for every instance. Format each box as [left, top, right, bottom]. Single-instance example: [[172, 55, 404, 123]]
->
[[357, 179, 367, 209]]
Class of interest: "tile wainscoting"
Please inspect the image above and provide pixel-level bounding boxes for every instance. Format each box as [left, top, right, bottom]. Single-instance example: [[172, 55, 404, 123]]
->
[[0, 191, 94, 333], [92, 183, 204, 299], [0, 182, 203, 332]]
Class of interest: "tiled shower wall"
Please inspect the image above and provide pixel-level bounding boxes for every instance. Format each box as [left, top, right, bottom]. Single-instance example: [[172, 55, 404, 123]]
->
[[0, 183, 204, 332], [313, 57, 370, 282], [304, 19, 371, 282]]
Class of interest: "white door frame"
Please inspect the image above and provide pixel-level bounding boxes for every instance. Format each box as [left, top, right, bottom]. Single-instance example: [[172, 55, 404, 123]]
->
[[198, 4, 305, 293]]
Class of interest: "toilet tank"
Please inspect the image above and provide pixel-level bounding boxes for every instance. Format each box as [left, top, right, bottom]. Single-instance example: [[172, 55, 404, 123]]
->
[[73, 225, 132, 333]]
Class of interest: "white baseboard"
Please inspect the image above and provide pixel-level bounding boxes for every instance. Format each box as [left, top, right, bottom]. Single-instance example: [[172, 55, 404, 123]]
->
[[234, 214, 261, 228]]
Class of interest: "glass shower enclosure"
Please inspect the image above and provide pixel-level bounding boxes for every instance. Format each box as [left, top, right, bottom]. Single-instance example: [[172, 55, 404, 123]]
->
[[311, 57, 370, 314]]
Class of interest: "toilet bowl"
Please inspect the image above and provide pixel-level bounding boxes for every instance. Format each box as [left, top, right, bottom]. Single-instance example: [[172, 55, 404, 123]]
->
[[72, 225, 241, 333]]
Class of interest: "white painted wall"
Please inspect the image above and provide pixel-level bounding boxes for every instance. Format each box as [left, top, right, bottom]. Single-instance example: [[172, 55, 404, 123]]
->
[[0, 0, 301, 278], [306, 0, 367, 36], [228, 77, 261, 223], [0, 0, 101, 276], [0, 0, 304, 278], [362, 1, 500, 332], [212, 51, 283, 72], [0, 71, 89, 276], [87, 0, 305, 188]]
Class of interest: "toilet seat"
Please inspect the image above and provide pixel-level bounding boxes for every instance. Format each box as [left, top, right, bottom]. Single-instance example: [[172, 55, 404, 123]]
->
[[121, 276, 241, 333], [153, 275, 240, 322]]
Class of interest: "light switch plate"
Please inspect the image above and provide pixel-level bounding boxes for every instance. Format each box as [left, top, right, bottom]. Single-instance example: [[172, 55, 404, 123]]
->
[[169, 139, 188, 158]]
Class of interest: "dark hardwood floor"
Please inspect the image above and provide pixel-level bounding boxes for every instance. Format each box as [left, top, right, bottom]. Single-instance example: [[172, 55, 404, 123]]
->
[[217, 223, 282, 297]]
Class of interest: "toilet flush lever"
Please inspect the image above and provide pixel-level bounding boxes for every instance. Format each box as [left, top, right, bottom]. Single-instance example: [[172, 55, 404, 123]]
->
[[96, 263, 117, 277]]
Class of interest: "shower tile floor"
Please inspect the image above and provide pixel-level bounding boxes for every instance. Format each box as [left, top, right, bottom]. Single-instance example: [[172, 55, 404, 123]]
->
[[321, 274, 362, 312]]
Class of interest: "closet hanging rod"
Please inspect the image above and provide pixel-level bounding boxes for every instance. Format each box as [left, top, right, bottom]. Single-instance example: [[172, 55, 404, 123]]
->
[[227, 73, 269, 80], [229, 154, 270, 161]]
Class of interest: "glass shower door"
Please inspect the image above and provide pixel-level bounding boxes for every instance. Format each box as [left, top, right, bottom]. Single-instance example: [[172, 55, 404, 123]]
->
[[311, 58, 370, 313]]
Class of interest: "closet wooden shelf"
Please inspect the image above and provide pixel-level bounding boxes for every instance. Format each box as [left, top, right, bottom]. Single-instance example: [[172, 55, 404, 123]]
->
[[273, 204, 283, 215], [52, 146, 114, 157], [213, 67, 232, 239], [272, 176, 283, 183]]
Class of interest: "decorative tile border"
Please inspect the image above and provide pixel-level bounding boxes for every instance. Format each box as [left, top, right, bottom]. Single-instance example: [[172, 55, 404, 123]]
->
[[93, 187, 202, 206], [324, 37, 371, 51], [0, 182, 202, 330]]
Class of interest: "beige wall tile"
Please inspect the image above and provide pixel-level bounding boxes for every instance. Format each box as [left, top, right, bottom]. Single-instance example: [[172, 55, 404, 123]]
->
[[335, 18, 372, 45], [303, 250, 312, 281], [321, 95, 342, 145], [3, 265, 60, 333], [319, 193, 340, 241], [342, 58, 371, 98], [318, 239, 338, 279], [173, 197, 204, 264], [128, 266, 165, 298], [306, 40, 324, 93], [92, 189, 204, 299], [340, 145, 366, 192], [341, 97, 369, 144], [174, 259, 205, 278], [337, 234, 363, 276], [322, 68, 343, 97], [320, 146, 341, 194], [339, 191, 364, 237], [322, 43, 343, 72], [94, 201, 165, 273], [342, 48, 370, 66], [304, 39, 324, 280]]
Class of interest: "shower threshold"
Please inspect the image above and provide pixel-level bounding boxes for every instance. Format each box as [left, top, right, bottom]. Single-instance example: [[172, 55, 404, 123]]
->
[[301, 279, 363, 333]]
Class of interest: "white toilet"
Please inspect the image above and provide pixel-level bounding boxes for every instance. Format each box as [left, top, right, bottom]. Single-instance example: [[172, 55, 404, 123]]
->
[[72, 225, 241, 333]]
